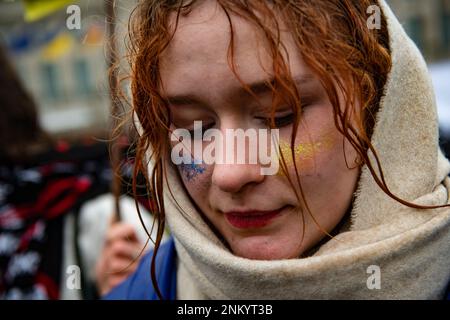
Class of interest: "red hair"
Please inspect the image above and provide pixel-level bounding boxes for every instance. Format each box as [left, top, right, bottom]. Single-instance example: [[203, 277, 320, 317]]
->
[[115, 0, 447, 299]]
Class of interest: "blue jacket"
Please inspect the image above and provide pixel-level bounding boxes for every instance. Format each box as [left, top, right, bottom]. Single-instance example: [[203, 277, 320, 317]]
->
[[103, 237, 177, 300], [104, 236, 450, 300]]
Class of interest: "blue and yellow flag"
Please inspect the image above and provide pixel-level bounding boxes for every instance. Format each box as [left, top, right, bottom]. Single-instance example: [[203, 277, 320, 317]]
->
[[23, 0, 78, 22], [42, 32, 74, 59]]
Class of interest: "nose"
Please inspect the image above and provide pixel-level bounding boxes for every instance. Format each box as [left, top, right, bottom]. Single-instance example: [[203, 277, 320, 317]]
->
[[211, 163, 264, 194], [209, 117, 269, 193]]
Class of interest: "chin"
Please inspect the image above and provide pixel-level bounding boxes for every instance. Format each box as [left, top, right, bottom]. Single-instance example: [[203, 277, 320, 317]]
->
[[229, 236, 301, 260]]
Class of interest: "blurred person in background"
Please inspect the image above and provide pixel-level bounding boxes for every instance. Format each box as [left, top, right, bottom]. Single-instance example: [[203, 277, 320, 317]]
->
[[0, 44, 156, 300]]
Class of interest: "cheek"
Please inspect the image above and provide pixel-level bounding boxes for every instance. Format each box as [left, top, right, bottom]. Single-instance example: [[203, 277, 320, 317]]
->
[[277, 130, 338, 177], [178, 162, 206, 181], [177, 163, 212, 196]]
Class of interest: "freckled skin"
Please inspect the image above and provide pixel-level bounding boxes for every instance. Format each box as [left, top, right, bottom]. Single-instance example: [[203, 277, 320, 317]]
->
[[162, 1, 360, 260]]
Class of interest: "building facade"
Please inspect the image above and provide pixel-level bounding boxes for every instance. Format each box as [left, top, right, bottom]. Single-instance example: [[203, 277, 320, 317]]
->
[[0, 0, 135, 137], [387, 0, 450, 61]]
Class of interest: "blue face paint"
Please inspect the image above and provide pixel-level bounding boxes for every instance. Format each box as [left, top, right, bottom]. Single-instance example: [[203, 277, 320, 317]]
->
[[179, 161, 206, 181]]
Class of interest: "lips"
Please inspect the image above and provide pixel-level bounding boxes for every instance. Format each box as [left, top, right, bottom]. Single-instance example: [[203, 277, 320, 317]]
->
[[224, 207, 286, 229]]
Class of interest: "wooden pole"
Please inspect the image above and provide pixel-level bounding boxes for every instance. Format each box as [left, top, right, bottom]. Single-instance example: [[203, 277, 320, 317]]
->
[[105, 0, 121, 222]]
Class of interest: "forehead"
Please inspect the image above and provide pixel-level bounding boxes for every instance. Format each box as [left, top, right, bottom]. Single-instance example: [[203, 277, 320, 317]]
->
[[159, 1, 306, 99]]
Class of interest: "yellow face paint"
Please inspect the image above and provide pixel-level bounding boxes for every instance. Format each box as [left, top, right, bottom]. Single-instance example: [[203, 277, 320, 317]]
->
[[277, 133, 335, 176]]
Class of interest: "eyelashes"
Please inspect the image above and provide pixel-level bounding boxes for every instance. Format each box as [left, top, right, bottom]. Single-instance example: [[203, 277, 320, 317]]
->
[[184, 113, 298, 134], [261, 113, 295, 128], [187, 123, 215, 137], [178, 104, 311, 136]]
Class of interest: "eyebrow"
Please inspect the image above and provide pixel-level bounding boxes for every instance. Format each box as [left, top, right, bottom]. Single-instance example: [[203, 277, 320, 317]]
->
[[164, 74, 316, 107]]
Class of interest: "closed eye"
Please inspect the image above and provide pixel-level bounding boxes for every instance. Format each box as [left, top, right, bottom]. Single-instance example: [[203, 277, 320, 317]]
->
[[259, 101, 313, 128], [187, 122, 215, 138], [273, 113, 295, 127], [257, 113, 295, 128]]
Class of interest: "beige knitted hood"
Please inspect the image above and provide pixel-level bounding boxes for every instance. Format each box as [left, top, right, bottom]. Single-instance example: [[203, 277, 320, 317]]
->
[[160, 0, 450, 299]]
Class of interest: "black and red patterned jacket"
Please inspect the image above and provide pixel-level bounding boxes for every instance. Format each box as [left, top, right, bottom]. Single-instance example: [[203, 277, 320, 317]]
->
[[0, 141, 113, 299]]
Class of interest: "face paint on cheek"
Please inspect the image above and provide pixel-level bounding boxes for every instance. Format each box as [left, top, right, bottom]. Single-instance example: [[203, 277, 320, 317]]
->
[[178, 161, 206, 181], [277, 133, 335, 176]]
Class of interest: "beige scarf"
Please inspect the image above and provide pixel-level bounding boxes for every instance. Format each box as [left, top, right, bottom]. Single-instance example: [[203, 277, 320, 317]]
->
[[160, 0, 450, 299]]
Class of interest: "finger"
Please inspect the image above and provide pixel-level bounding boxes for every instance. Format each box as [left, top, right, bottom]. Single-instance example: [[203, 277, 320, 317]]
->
[[108, 256, 139, 274], [109, 240, 143, 260], [109, 274, 132, 289]]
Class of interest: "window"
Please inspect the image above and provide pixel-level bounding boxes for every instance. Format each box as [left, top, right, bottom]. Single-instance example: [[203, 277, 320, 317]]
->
[[443, 7, 450, 49], [74, 58, 93, 97], [405, 16, 425, 52], [40, 62, 61, 101]]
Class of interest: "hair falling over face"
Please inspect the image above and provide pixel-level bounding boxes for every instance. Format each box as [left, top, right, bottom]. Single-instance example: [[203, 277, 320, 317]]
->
[[113, 0, 448, 299]]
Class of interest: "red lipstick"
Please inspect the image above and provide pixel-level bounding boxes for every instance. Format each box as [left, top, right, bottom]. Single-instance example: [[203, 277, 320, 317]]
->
[[224, 207, 285, 229]]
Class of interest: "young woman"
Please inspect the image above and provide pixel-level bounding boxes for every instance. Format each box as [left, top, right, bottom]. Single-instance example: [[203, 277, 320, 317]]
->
[[105, 0, 450, 299]]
